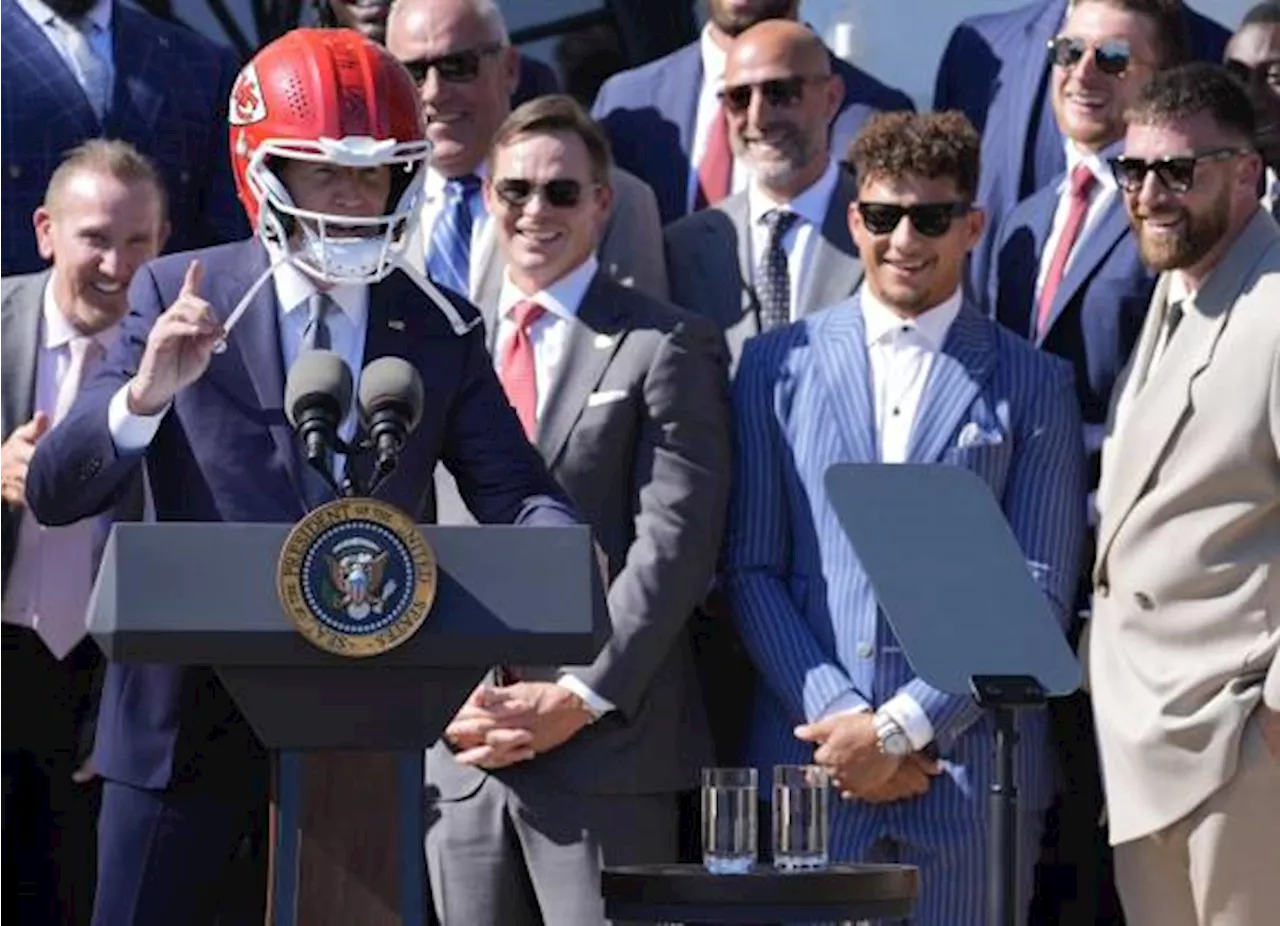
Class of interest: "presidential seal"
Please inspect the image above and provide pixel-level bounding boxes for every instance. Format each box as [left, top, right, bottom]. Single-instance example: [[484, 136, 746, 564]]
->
[[277, 498, 436, 658]]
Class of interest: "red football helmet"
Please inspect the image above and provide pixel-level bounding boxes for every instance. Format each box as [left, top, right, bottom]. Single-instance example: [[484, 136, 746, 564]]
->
[[228, 29, 431, 283]]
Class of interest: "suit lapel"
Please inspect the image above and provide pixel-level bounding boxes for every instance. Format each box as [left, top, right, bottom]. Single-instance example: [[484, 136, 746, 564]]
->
[[535, 276, 626, 467], [802, 171, 862, 315], [106, 9, 164, 139], [1, 273, 47, 437], [656, 45, 704, 200], [907, 306, 997, 463], [471, 219, 504, 313], [999, 190, 1056, 338], [1005, 1, 1063, 206], [810, 298, 877, 463], [722, 193, 762, 328], [1039, 196, 1130, 345]]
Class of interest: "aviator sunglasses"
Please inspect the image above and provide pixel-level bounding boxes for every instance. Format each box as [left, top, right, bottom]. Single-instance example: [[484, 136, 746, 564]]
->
[[1047, 36, 1135, 76], [856, 202, 973, 238], [718, 76, 826, 114], [492, 178, 588, 210], [1108, 149, 1248, 194], [401, 42, 504, 86]]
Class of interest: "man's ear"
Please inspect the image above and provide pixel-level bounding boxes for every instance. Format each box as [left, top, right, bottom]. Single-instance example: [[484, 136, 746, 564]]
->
[[502, 46, 520, 98], [33, 206, 55, 262]]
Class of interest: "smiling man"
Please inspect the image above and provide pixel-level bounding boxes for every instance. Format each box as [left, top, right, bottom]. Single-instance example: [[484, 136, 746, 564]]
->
[[1225, 2, 1280, 208], [723, 110, 1086, 926]]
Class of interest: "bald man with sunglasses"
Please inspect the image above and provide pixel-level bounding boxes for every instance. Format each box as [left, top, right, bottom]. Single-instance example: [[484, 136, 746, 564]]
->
[[385, 0, 668, 308]]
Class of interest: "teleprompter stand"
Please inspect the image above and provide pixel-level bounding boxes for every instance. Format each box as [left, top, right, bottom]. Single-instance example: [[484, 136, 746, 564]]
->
[[824, 464, 1081, 926], [87, 522, 609, 926]]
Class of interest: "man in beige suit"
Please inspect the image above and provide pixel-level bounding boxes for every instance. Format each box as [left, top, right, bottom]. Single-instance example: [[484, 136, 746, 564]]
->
[[1091, 62, 1280, 926]]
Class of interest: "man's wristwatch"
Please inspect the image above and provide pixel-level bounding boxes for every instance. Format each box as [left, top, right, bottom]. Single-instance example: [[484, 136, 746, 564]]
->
[[874, 712, 913, 757]]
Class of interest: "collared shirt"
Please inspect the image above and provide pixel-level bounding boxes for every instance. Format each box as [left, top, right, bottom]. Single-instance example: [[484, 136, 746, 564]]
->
[[686, 24, 752, 213], [16, 0, 114, 103], [418, 164, 490, 296], [746, 157, 840, 320], [494, 255, 598, 421], [1263, 167, 1279, 216], [1035, 139, 1123, 300]]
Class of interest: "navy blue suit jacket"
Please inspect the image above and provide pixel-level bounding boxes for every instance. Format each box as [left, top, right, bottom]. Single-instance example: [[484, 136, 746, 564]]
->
[[932, 0, 1228, 296], [1, 0, 248, 276], [592, 41, 913, 225], [26, 239, 579, 792], [988, 181, 1155, 488]]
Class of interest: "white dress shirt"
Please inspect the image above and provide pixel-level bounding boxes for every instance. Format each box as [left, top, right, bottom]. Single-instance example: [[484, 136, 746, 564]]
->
[[853, 286, 964, 749], [686, 24, 752, 213], [494, 255, 615, 718], [418, 164, 490, 295], [746, 157, 840, 321], [109, 255, 370, 464], [1034, 140, 1123, 301], [16, 0, 114, 102], [1263, 167, 1279, 216]]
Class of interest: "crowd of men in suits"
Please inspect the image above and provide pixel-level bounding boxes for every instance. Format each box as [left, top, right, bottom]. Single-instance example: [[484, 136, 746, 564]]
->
[[2, 1, 1278, 925]]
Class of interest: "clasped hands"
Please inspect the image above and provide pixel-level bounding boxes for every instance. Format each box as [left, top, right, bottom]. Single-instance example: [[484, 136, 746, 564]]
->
[[443, 680, 594, 771], [795, 712, 942, 804]]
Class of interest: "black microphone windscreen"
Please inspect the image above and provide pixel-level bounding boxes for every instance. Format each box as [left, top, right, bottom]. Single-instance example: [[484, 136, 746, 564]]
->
[[358, 357, 425, 431], [284, 350, 354, 427]]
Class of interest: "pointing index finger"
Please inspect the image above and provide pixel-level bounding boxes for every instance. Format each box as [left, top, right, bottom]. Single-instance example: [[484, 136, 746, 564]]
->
[[179, 259, 203, 299]]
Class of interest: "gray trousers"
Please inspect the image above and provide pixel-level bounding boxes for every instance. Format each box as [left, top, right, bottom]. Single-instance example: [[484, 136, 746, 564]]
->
[[425, 774, 679, 926]]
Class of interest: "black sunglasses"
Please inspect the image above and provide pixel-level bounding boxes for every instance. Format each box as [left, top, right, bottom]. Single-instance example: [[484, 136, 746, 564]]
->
[[1047, 36, 1135, 76], [856, 202, 973, 238], [1225, 57, 1280, 91], [718, 76, 826, 114], [1108, 148, 1249, 194], [492, 178, 589, 210], [401, 42, 504, 86]]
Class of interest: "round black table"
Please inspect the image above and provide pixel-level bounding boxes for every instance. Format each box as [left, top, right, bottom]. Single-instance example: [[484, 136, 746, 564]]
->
[[602, 863, 918, 924]]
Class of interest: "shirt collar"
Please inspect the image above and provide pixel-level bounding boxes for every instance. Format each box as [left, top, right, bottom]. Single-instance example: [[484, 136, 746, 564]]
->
[[1062, 139, 1122, 194], [19, 0, 112, 31], [699, 23, 728, 87], [41, 271, 119, 351], [269, 248, 368, 325], [862, 285, 963, 350], [748, 158, 839, 232], [499, 255, 599, 323]]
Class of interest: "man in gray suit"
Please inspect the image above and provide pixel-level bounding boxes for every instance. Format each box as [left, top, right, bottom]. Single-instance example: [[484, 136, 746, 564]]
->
[[425, 94, 732, 926], [2, 139, 159, 925], [664, 19, 863, 373], [385, 0, 668, 307], [1089, 64, 1280, 926]]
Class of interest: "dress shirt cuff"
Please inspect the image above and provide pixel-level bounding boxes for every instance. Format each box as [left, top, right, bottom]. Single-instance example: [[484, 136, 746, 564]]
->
[[556, 673, 615, 720], [108, 384, 167, 453], [879, 693, 935, 751]]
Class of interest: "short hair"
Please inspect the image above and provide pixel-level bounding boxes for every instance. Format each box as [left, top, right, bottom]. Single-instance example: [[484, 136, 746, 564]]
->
[[847, 111, 981, 201], [382, 0, 510, 44], [1126, 62, 1258, 144], [1070, 0, 1191, 67], [44, 139, 168, 218], [1242, 1, 1280, 27], [489, 94, 612, 183]]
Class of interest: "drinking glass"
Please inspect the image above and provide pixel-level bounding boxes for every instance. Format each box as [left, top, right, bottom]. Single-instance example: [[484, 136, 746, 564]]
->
[[772, 764, 830, 870], [701, 767, 758, 874]]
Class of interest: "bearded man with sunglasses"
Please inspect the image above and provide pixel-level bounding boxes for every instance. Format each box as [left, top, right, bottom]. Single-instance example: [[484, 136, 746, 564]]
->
[[1086, 63, 1280, 926], [385, 0, 668, 308], [425, 94, 731, 926], [723, 110, 1086, 926]]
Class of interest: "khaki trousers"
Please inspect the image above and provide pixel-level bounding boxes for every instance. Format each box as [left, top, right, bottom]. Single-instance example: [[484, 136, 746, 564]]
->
[[1114, 708, 1280, 926]]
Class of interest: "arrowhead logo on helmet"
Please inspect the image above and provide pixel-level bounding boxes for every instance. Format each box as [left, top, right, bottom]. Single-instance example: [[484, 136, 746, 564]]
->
[[228, 64, 266, 126]]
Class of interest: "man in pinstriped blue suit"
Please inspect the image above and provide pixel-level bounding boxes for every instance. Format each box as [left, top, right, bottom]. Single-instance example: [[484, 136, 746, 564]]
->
[[723, 110, 1087, 926]]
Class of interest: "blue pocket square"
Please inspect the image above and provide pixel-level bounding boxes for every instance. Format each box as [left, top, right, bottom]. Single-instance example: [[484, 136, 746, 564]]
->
[[955, 421, 1005, 449]]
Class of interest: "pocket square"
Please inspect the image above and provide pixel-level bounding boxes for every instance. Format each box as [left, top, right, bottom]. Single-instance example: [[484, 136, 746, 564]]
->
[[956, 421, 1004, 449], [586, 389, 628, 408]]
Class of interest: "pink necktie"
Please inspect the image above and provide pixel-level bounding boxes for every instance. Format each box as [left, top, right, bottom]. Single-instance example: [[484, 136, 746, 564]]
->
[[695, 102, 732, 210], [1037, 164, 1097, 338], [498, 300, 546, 440]]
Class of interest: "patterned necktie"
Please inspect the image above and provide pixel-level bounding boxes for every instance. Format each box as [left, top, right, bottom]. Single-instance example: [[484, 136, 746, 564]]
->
[[757, 209, 800, 330], [55, 16, 110, 119], [498, 300, 546, 440], [696, 102, 732, 210], [1036, 164, 1096, 338], [303, 291, 334, 351], [427, 174, 482, 296]]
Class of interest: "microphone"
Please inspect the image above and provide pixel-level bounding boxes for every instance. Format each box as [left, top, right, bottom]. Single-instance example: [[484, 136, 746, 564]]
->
[[357, 357, 424, 491], [285, 350, 354, 495]]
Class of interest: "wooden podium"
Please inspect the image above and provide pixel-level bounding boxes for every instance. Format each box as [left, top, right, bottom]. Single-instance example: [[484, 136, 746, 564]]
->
[[87, 522, 609, 926]]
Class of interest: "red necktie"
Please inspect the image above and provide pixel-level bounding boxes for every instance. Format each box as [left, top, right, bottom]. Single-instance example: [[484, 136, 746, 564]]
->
[[695, 102, 732, 210], [1037, 164, 1097, 337], [498, 300, 545, 440]]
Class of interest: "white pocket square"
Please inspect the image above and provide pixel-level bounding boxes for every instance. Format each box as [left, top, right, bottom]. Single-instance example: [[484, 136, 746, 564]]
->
[[586, 389, 628, 408], [956, 422, 1004, 449]]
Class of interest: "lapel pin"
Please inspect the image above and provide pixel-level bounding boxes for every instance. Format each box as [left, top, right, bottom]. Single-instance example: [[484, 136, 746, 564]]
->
[[593, 333, 614, 350], [388, 319, 406, 331]]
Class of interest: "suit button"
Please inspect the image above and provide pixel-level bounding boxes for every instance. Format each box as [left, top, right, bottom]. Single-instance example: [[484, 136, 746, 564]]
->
[[76, 458, 102, 481], [855, 642, 875, 659], [1134, 592, 1154, 611]]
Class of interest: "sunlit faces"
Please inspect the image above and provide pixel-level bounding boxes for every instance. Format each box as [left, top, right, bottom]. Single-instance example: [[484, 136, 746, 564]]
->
[[485, 130, 612, 292], [33, 169, 168, 336], [276, 160, 393, 236], [1050, 1, 1161, 151], [849, 173, 983, 316]]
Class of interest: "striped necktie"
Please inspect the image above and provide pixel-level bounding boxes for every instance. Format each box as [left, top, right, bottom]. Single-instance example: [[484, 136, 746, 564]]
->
[[427, 175, 482, 296], [55, 16, 110, 119]]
